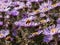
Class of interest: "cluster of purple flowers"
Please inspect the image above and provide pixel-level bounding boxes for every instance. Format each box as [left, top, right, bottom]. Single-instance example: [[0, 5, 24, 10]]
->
[[0, 0, 60, 45]]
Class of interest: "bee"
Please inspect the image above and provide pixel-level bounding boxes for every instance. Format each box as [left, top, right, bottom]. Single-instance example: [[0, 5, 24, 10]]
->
[[26, 19, 31, 24]]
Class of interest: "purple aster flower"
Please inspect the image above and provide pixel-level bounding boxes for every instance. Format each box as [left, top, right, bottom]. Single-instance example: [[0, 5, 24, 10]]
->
[[43, 24, 60, 36], [14, 20, 40, 27], [43, 25, 58, 35], [7, 10, 19, 16], [39, 1, 52, 10], [14, 14, 39, 27], [0, 21, 3, 26], [39, 4, 51, 12], [14, 16, 37, 26], [0, 0, 12, 12], [43, 35, 53, 43], [21, 16, 36, 22], [0, 29, 9, 38], [39, 2, 59, 12]]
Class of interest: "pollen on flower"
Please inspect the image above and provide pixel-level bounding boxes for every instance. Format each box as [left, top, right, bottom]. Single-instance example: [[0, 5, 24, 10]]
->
[[51, 28, 56, 33], [33, 10, 40, 14], [40, 20, 46, 23], [32, 32, 38, 35], [52, 4, 57, 7], [44, 8, 48, 11], [0, 34, 3, 37]]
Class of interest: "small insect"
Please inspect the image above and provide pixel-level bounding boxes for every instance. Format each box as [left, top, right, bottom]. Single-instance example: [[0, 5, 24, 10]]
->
[[44, 7, 48, 11], [26, 19, 31, 24]]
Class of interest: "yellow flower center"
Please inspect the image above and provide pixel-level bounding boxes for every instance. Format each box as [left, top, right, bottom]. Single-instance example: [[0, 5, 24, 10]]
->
[[32, 32, 38, 35], [40, 20, 46, 23], [52, 4, 57, 7], [44, 7, 48, 11], [51, 28, 56, 33], [34, 10, 40, 13], [0, 34, 3, 37]]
